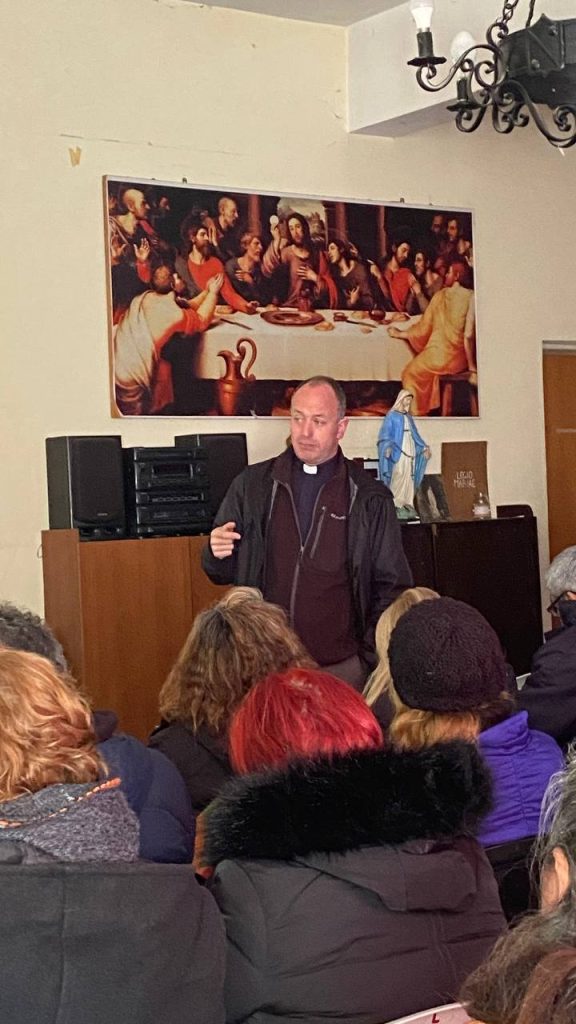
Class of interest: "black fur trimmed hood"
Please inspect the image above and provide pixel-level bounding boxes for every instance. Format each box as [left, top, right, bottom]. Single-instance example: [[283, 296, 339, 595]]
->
[[204, 740, 492, 866]]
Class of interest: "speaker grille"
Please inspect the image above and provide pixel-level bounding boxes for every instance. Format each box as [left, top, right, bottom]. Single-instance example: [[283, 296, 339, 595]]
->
[[46, 436, 126, 538]]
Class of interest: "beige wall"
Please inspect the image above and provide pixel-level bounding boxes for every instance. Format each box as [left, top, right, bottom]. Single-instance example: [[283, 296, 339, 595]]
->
[[2, 0, 574, 612]]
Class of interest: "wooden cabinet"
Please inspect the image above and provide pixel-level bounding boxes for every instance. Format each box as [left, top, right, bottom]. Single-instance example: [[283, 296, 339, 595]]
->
[[43, 517, 542, 740], [401, 517, 543, 676], [42, 530, 228, 740]]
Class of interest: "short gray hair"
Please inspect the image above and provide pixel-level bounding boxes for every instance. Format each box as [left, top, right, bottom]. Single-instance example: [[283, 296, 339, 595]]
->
[[546, 546, 576, 602], [0, 602, 68, 673]]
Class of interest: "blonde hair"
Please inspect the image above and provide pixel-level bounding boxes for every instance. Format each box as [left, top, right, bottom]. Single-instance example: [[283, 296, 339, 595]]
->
[[158, 587, 315, 732], [388, 676, 515, 750], [363, 587, 439, 708], [0, 648, 104, 801]]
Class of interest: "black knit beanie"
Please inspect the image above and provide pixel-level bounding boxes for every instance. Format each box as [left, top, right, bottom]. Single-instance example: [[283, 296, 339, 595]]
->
[[388, 596, 509, 712]]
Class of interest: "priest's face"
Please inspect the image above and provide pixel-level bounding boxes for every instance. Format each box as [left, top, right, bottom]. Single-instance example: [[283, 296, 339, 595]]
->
[[290, 383, 347, 465]]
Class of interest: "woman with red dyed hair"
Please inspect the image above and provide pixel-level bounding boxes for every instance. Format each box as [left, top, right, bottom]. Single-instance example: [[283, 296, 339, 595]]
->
[[203, 667, 505, 1024]]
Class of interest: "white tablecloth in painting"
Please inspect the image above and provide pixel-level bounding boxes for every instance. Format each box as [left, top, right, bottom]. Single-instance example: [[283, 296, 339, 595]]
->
[[191, 310, 419, 382]]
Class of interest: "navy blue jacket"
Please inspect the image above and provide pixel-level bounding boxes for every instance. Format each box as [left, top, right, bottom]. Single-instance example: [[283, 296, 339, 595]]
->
[[518, 615, 576, 749], [95, 712, 195, 864]]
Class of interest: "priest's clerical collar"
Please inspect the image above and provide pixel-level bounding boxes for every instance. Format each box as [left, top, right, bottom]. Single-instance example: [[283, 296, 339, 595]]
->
[[295, 452, 339, 477]]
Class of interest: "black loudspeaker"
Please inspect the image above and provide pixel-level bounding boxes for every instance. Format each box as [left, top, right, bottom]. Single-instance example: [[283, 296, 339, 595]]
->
[[45, 436, 126, 539], [174, 433, 248, 518]]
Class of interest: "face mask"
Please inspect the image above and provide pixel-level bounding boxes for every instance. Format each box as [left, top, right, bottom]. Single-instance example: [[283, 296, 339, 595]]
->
[[557, 598, 576, 628]]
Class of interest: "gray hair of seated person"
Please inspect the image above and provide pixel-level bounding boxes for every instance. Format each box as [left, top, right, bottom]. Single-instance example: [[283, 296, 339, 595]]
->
[[0, 602, 68, 673], [546, 546, 576, 602], [461, 754, 576, 1024]]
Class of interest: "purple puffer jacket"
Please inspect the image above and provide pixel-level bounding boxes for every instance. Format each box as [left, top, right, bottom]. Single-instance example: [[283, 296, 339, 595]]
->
[[477, 710, 564, 847]]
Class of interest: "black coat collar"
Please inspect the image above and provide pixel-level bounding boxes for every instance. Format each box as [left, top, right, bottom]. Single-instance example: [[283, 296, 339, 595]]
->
[[204, 741, 491, 865]]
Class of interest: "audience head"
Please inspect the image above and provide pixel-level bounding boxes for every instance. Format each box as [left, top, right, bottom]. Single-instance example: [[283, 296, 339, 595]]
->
[[0, 601, 68, 672], [546, 546, 576, 616], [229, 667, 383, 774], [363, 587, 439, 709], [0, 648, 103, 801], [462, 755, 576, 1024], [387, 596, 513, 748], [158, 588, 314, 733]]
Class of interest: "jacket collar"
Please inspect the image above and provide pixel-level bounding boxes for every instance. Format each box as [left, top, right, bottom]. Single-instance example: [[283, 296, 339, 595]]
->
[[204, 741, 491, 866]]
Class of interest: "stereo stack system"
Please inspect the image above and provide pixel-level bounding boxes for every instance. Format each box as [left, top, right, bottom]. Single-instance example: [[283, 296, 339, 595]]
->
[[45, 433, 248, 541], [123, 446, 211, 538], [174, 433, 248, 518]]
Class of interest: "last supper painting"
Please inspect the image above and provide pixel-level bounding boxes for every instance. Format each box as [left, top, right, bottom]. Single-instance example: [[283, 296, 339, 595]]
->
[[106, 176, 478, 418]]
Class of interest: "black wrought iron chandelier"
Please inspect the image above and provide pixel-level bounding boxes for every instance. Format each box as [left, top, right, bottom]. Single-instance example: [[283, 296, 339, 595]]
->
[[408, 0, 576, 149]]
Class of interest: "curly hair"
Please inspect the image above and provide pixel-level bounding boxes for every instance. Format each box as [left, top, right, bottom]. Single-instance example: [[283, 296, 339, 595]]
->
[[158, 587, 315, 733], [0, 601, 68, 672], [0, 649, 104, 800], [363, 587, 439, 709]]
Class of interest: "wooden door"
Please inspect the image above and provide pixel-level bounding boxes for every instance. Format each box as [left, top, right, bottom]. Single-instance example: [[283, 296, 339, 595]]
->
[[543, 352, 576, 559]]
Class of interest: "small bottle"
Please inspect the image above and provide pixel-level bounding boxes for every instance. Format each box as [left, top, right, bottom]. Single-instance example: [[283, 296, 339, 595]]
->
[[472, 492, 491, 519]]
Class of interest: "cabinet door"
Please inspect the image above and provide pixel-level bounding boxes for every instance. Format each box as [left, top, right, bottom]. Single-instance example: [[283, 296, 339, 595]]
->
[[401, 524, 436, 589], [433, 519, 542, 675]]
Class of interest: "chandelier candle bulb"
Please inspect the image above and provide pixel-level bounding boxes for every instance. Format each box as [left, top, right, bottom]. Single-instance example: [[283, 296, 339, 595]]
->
[[409, 0, 435, 33], [407, 1, 576, 149]]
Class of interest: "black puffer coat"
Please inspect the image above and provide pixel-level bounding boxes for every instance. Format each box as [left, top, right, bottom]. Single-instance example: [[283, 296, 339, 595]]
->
[[149, 720, 231, 814], [204, 742, 505, 1024]]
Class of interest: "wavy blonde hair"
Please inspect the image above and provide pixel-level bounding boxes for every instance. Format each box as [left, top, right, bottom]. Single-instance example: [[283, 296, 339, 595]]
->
[[363, 587, 439, 708], [0, 648, 104, 801], [387, 687, 513, 750], [158, 587, 315, 733]]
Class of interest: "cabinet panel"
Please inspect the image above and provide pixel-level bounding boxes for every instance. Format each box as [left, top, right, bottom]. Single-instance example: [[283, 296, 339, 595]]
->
[[430, 519, 541, 675], [400, 524, 436, 589], [43, 531, 202, 739]]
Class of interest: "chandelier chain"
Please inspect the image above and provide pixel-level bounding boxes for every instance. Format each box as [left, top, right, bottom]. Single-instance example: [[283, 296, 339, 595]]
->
[[526, 0, 537, 27], [499, 0, 537, 29]]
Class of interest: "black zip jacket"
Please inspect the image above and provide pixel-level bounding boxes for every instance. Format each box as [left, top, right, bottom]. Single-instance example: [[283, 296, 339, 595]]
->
[[201, 448, 412, 669]]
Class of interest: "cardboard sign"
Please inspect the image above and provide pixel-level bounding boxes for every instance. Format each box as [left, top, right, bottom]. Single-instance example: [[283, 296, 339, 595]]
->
[[441, 441, 489, 521]]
